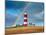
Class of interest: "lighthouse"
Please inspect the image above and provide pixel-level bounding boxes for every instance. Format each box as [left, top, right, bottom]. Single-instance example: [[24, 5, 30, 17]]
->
[[23, 12, 28, 26]]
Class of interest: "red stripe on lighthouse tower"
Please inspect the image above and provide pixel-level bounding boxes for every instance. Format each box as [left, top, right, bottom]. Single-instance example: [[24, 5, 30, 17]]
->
[[24, 12, 28, 26]]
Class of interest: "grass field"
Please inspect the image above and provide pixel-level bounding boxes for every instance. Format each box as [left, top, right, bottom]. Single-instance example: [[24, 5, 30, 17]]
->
[[5, 26, 44, 35]]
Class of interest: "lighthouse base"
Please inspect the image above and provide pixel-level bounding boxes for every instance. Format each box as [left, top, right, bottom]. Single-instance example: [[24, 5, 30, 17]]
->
[[23, 24, 27, 26]]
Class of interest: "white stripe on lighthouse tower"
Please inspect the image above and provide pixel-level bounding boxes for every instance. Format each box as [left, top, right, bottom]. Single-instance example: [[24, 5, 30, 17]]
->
[[24, 12, 28, 26]]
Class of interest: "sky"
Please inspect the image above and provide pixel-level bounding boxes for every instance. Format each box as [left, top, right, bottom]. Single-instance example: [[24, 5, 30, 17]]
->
[[5, 1, 44, 27]]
